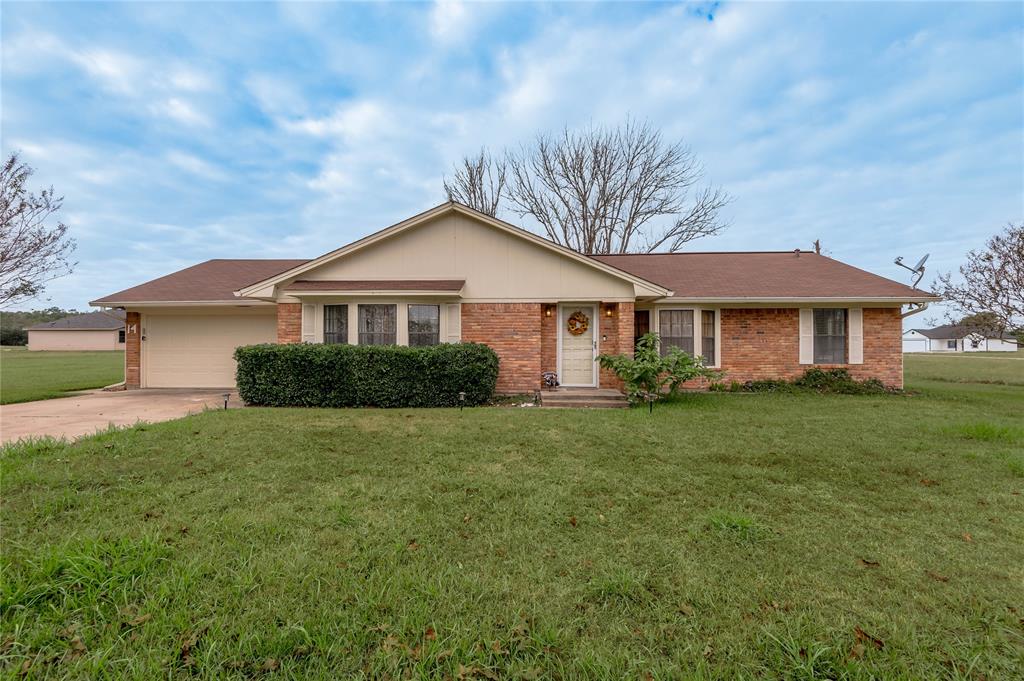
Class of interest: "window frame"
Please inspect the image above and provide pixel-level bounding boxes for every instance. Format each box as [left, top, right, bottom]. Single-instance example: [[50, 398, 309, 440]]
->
[[357, 304, 398, 346], [701, 309, 716, 366], [812, 308, 847, 364], [118, 329, 126, 344], [658, 309, 695, 357], [407, 304, 441, 347], [649, 306, 720, 367], [323, 304, 349, 345]]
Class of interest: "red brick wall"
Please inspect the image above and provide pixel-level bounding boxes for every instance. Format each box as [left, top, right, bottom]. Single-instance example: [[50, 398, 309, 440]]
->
[[277, 303, 301, 344], [717, 307, 903, 388], [461, 303, 542, 393], [541, 306, 557, 376], [598, 302, 634, 390], [125, 311, 141, 388]]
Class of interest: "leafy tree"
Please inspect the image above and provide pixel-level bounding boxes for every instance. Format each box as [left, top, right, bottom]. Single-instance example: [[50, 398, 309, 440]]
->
[[0, 307, 83, 346], [0, 154, 77, 305], [933, 223, 1023, 336], [444, 119, 730, 253], [598, 332, 719, 407]]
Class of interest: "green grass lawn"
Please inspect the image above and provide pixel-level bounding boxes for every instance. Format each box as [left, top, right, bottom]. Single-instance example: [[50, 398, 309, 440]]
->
[[1, 360, 1022, 678], [904, 349, 1024, 387], [0, 347, 124, 404]]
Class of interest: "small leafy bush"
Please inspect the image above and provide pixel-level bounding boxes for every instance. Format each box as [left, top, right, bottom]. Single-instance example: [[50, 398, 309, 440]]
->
[[710, 368, 893, 395], [234, 342, 499, 408], [598, 332, 720, 405]]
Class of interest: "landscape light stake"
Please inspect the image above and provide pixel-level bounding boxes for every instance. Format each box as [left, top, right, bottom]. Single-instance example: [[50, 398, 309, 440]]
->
[[458, 392, 466, 411], [222, 393, 231, 410]]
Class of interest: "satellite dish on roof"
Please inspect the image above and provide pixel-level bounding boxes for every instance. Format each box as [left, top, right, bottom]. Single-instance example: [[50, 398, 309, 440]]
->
[[894, 253, 929, 289]]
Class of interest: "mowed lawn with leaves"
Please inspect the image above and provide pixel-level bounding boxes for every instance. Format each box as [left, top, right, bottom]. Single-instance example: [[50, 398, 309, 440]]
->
[[0, 348, 124, 404], [2, 360, 1022, 678]]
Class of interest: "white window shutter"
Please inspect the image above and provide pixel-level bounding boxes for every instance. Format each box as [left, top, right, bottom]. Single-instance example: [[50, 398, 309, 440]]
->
[[799, 308, 814, 364], [445, 303, 461, 343], [301, 304, 315, 343], [848, 308, 864, 364]]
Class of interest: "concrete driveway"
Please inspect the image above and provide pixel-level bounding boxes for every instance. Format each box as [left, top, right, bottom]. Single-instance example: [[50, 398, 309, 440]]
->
[[1, 389, 244, 445]]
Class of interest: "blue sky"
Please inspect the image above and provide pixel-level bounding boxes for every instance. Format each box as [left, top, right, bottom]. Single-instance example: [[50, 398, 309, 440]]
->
[[2, 1, 1022, 322]]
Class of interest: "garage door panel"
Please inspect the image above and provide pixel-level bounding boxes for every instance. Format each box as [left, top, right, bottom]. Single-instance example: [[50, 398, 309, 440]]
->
[[144, 314, 276, 388]]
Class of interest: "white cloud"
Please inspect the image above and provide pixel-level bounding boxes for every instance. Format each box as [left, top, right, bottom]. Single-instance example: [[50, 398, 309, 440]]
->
[[166, 150, 228, 181], [429, 0, 470, 44], [284, 100, 393, 143], [158, 97, 210, 127]]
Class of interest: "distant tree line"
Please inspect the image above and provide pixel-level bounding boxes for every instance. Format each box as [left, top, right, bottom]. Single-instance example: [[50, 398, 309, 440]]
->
[[0, 307, 84, 346]]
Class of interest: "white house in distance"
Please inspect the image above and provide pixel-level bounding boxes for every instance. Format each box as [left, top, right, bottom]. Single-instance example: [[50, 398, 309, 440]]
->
[[902, 324, 1019, 353], [27, 310, 126, 351]]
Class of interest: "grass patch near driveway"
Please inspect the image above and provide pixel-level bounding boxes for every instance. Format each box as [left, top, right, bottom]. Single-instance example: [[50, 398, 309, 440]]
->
[[0, 347, 124, 404], [903, 348, 1024, 386], [1, 364, 1022, 678]]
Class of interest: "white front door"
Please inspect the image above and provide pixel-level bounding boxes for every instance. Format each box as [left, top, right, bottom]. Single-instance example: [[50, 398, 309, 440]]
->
[[560, 304, 597, 386]]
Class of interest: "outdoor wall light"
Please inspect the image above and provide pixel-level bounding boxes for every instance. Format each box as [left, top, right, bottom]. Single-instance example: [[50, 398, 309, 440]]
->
[[544, 305, 553, 317], [605, 306, 614, 317]]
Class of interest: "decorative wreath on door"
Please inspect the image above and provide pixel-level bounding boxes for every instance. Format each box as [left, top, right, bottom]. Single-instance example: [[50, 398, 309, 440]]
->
[[566, 310, 590, 336]]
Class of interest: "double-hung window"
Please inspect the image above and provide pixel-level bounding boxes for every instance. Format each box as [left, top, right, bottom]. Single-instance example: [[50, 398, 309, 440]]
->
[[813, 308, 846, 363], [358, 304, 397, 345], [659, 310, 694, 356], [408, 305, 440, 347], [323, 304, 349, 344], [701, 310, 716, 365]]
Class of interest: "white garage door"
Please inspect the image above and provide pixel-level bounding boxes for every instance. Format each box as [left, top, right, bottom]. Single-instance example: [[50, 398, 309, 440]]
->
[[143, 313, 276, 388]]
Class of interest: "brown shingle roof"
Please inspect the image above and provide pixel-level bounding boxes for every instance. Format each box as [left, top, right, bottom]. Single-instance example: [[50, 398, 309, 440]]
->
[[283, 280, 465, 292], [28, 310, 125, 331], [913, 325, 1018, 341], [590, 251, 935, 300], [90, 259, 308, 305]]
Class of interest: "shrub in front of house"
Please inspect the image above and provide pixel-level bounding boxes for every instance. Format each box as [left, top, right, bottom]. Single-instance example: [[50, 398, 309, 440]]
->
[[709, 368, 892, 395], [234, 342, 499, 408], [598, 332, 721, 406]]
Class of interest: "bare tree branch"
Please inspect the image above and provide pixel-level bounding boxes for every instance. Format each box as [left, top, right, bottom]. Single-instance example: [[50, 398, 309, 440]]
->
[[443, 148, 507, 217], [445, 119, 731, 253], [932, 222, 1024, 336], [0, 153, 77, 306]]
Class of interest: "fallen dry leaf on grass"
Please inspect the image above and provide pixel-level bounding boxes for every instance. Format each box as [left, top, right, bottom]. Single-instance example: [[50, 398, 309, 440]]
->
[[424, 626, 436, 641], [848, 642, 866, 660], [64, 636, 87, 661], [919, 478, 938, 486], [962, 532, 973, 542], [179, 627, 208, 667], [568, 516, 578, 528], [854, 626, 884, 650], [261, 658, 279, 672], [857, 558, 880, 568], [927, 571, 950, 583], [127, 613, 152, 627]]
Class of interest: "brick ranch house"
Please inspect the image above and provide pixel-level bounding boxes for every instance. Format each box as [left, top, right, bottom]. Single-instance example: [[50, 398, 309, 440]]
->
[[91, 202, 937, 392]]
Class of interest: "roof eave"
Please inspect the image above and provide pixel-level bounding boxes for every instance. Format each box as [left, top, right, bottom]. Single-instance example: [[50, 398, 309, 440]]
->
[[89, 299, 275, 307]]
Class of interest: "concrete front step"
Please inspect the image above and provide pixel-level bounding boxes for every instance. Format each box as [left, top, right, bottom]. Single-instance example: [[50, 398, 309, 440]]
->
[[540, 388, 629, 409]]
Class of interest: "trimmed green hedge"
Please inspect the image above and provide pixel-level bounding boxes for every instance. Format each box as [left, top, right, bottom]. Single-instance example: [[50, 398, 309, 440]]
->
[[234, 342, 499, 408]]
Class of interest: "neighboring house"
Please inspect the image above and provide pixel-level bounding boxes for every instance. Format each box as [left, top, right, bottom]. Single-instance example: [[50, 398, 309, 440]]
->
[[90, 202, 937, 391], [27, 310, 126, 351], [903, 325, 1019, 353]]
